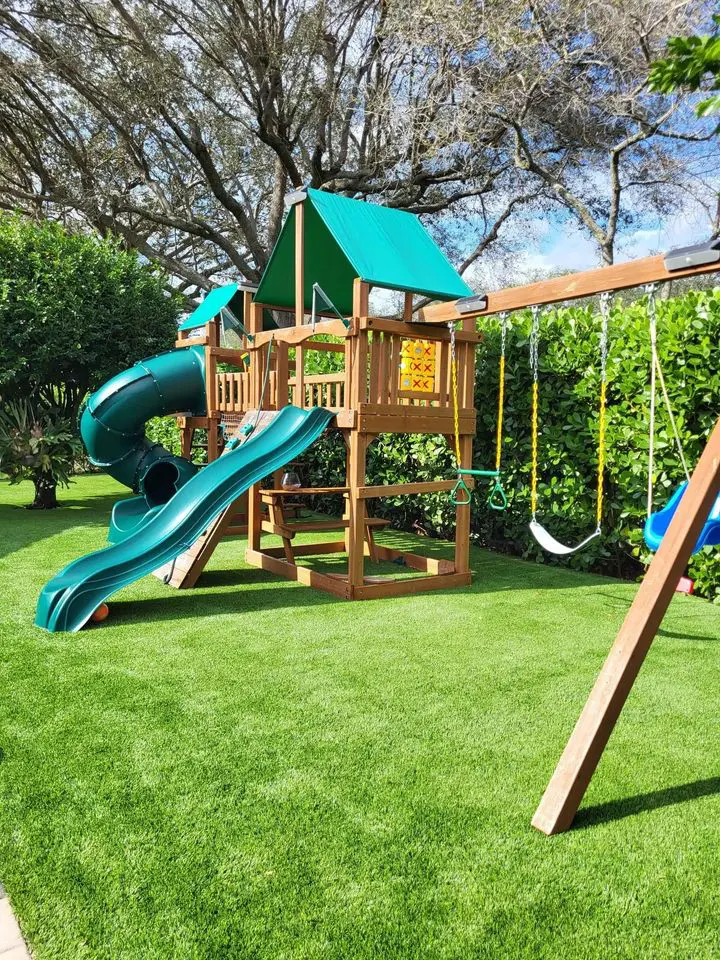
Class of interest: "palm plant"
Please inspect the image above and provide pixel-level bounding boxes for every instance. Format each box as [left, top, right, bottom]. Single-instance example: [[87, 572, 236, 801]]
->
[[0, 399, 82, 508]]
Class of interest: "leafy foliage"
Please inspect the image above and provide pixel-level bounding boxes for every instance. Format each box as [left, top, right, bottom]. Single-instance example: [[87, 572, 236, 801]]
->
[[0, 215, 180, 424], [302, 288, 720, 598], [650, 14, 720, 116], [0, 399, 82, 507]]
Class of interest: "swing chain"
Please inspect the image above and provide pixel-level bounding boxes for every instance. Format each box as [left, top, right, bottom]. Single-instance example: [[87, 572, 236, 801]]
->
[[529, 305, 541, 521], [596, 292, 612, 535], [598, 292, 610, 383], [499, 311, 508, 357]]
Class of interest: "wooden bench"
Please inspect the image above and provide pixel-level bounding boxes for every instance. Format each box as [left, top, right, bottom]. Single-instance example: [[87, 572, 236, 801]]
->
[[259, 487, 390, 564]]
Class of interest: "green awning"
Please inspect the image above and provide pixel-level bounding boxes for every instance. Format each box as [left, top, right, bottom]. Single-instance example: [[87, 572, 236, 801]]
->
[[179, 283, 238, 331], [254, 188, 472, 316]]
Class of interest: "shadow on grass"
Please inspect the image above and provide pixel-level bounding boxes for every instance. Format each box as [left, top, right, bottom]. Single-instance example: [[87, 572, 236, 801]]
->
[[575, 776, 720, 829], [108, 569, 343, 624], [0, 493, 120, 561]]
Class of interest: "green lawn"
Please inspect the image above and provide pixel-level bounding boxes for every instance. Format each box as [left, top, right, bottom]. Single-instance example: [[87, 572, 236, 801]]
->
[[1, 474, 720, 959]]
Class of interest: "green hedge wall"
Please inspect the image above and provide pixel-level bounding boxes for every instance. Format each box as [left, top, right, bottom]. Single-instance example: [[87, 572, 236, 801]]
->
[[300, 288, 720, 599]]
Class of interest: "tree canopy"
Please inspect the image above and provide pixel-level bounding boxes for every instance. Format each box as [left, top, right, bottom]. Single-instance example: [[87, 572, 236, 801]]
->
[[0, 0, 717, 292], [0, 214, 180, 421], [650, 14, 720, 117]]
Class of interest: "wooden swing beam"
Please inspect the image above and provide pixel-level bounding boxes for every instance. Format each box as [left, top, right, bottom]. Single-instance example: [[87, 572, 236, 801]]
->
[[417, 249, 720, 323]]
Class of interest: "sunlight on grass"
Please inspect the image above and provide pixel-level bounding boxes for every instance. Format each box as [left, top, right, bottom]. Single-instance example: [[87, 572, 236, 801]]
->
[[1, 476, 720, 959]]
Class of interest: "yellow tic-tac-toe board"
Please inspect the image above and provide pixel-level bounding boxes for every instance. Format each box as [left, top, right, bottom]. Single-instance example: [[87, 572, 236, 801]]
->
[[399, 339, 436, 393]]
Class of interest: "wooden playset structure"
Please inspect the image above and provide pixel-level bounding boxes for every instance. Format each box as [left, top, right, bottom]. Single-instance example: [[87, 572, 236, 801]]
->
[[171, 184, 720, 835], [170, 188, 478, 600]]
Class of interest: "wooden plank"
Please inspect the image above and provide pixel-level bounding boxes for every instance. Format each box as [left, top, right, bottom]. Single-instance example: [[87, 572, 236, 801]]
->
[[358, 413, 474, 436], [303, 340, 346, 353], [245, 548, 352, 599], [175, 335, 210, 348], [208, 347, 250, 363], [252, 319, 350, 347], [403, 291, 414, 321], [417, 252, 720, 323], [397, 389, 442, 402], [260, 486, 350, 496], [454, 434, 473, 575], [532, 415, 720, 835], [347, 428, 368, 589], [388, 335, 399, 405], [353, 572, 471, 600], [358, 480, 460, 498], [362, 316, 481, 342], [261, 540, 347, 559], [359, 402, 474, 419], [261, 517, 389, 535], [373, 545, 456, 575]]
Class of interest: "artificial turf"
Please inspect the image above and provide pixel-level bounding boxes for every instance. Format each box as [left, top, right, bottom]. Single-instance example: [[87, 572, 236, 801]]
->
[[1, 474, 720, 959]]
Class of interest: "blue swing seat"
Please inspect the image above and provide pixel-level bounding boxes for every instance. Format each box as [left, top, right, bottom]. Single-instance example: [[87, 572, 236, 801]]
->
[[644, 482, 720, 554]]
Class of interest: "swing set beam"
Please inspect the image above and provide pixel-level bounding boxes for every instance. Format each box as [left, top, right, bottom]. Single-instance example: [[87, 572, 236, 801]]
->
[[416, 243, 720, 323]]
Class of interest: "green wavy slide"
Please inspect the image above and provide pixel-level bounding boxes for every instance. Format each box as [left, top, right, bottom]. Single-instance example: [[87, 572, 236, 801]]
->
[[35, 405, 333, 634]]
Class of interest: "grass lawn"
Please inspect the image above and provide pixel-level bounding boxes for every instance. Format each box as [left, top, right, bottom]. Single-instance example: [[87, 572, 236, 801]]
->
[[1, 474, 720, 959]]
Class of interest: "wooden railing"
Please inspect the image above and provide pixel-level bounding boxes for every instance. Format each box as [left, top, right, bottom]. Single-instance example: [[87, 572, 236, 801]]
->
[[213, 322, 474, 416], [288, 372, 346, 410], [215, 371, 252, 413]]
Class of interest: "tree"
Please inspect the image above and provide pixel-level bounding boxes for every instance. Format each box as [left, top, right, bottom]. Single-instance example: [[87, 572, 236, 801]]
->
[[650, 14, 720, 117], [0, 0, 717, 294], [0, 214, 180, 426]]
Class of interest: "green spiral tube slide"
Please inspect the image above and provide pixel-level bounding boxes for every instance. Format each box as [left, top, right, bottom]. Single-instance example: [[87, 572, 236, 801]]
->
[[36, 406, 334, 633], [81, 345, 207, 509]]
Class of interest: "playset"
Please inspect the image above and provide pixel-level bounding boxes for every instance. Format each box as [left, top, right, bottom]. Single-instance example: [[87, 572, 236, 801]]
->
[[31, 186, 720, 833]]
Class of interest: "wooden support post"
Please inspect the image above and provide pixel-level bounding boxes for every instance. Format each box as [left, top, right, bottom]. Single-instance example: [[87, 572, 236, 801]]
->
[[532, 416, 720, 835], [295, 199, 305, 406], [454, 434, 473, 575], [346, 431, 368, 590], [403, 291, 414, 321], [205, 319, 220, 461], [246, 301, 264, 550], [276, 341, 289, 409], [351, 280, 369, 407]]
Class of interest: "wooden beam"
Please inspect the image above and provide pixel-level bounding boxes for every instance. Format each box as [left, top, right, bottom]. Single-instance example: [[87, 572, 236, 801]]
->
[[353, 571, 471, 600], [373, 545, 456, 575], [403, 292, 414, 321], [358, 480, 464, 498], [347, 428, 368, 589], [205, 319, 219, 461], [295, 199, 305, 405], [252, 319, 350, 348], [245, 548, 352, 599], [532, 415, 720, 835], [417, 252, 720, 324], [361, 316, 481, 343]]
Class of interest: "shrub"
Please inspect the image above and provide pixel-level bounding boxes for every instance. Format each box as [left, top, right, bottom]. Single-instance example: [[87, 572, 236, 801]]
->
[[0, 215, 180, 427], [0, 400, 82, 508]]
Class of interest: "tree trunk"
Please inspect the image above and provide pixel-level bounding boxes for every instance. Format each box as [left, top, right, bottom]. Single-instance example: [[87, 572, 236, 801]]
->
[[29, 471, 59, 509]]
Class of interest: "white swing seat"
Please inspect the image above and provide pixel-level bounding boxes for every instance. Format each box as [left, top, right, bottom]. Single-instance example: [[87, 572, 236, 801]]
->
[[529, 518, 601, 556]]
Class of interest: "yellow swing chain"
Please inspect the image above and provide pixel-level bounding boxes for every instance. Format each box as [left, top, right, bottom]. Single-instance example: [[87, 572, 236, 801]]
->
[[495, 313, 508, 473], [596, 292, 610, 530], [530, 298, 610, 530], [450, 321, 462, 467], [529, 306, 541, 520]]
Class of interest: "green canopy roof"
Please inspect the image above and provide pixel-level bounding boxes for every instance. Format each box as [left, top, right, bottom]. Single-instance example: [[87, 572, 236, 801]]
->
[[254, 188, 472, 316]]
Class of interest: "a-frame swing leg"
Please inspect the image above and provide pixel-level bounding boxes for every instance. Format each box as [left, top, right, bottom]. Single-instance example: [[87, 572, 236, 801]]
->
[[532, 415, 720, 835]]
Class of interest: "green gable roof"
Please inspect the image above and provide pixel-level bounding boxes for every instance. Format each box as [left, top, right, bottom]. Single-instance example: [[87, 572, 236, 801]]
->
[[254, 188, 471, 316]]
